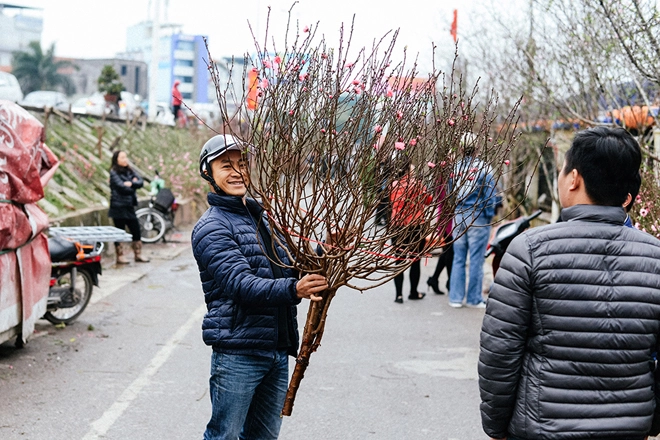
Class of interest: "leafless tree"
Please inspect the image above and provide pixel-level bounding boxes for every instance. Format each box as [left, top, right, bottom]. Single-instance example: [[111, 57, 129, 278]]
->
[[204, 6, 523, 415]]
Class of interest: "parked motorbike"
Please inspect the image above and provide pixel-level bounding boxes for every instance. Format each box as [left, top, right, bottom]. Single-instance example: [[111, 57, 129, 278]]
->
[[45, 235, 102, 324], [485, 210, 543, 277], [45, 226, 132, 325], [136, 187, 179, 243]]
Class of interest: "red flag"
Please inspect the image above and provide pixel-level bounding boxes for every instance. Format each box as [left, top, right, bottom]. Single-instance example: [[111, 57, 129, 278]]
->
[[450, 9, 458, 43]]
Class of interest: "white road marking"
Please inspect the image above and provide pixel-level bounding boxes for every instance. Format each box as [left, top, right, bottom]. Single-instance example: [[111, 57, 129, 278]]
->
[[82, 303, 206, 440]]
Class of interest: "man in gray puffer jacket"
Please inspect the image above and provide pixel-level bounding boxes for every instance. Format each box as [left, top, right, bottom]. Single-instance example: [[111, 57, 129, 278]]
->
[[479, 127, 660, 440]]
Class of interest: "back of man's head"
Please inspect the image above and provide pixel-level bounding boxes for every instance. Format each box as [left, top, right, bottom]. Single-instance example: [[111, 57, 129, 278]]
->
[[564, 127, 641, 206]]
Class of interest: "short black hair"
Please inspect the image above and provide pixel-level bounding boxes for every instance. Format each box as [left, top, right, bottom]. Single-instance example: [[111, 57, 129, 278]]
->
[[564, 127, 641, 206]]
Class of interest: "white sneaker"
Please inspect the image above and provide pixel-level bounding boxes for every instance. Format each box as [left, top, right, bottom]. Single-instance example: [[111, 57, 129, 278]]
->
[[467, 301, 487, 309], [448, 302, 463, 308]]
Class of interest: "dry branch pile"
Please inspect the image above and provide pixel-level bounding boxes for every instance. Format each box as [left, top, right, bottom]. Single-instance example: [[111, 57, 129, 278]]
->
[[204, 8, 522, 416]]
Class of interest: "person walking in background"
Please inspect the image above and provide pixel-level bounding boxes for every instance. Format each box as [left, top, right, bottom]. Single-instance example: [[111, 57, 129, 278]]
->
[[478, 127, 660, 440], [171, 79, 183, 124], [108, 150, 150, 264], [389, 158, 433, 303], [448, 135, 499, 308], [426, 220, 453, 295], [192, 134, 327, 440]]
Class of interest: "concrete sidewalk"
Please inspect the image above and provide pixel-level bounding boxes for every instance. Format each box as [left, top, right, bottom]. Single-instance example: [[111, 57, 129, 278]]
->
[[92, 228, 193, 305]]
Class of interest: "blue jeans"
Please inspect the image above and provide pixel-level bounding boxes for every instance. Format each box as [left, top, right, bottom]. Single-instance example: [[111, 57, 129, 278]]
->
[[204, 350, 289, 440], [449, 218, 491, 305]]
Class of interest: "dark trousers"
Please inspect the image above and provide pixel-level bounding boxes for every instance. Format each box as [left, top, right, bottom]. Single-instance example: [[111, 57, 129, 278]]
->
[[430, 235, 453, 291], [392, 227, 425, 297], [113, 217, 141, 243]]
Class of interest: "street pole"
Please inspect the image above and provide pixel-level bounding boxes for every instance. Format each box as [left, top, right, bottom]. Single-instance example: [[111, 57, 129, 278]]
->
[[148, 0, 160, 122]]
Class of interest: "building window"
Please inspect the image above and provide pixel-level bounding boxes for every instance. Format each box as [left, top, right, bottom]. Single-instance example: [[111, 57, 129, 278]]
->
[[121, 65, 127, 75], [182, 92, 192, 100], [177, 41, 194, 51], [175, 59, 193, 67]]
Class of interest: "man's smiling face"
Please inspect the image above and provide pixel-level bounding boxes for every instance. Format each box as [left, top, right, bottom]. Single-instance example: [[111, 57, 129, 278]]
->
[[210, 150, 250, 196]]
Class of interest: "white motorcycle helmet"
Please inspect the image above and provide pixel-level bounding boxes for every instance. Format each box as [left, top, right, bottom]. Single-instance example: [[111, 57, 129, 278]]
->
[[199, 134, 255, 192]]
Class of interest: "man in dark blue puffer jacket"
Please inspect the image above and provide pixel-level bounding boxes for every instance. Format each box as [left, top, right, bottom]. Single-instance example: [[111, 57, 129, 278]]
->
[[479, 127, 660, 440], [192, 134, 327, 440]]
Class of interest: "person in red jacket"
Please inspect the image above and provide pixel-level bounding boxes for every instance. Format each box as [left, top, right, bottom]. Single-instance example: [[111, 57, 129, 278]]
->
[[171, 79, 183, 122], [389, 159, 433, 303]]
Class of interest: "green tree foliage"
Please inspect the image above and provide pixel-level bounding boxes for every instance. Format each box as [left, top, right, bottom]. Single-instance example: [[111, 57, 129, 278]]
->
[[11, 41, 77, 95], [97, 65, 124, 96]]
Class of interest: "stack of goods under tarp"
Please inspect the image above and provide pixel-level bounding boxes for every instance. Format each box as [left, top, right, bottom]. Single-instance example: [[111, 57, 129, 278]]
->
[[0, 100, 59, 345]]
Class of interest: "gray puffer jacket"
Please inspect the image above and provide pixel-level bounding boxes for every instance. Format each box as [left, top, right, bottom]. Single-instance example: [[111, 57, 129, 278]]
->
[[479, 204, 660, 440]]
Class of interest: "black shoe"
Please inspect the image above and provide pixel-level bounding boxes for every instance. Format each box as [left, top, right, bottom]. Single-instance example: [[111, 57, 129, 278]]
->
[[394, 295, 403, 304], [426, 277, 443, 295], [408, 292, 426, 300]]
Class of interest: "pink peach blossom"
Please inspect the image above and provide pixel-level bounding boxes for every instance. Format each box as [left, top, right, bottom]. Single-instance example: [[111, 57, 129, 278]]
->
[[447, 119, 455, 126], [260, 79, 269, 89], [352, 79, 360, 86], [251, 67, 258, 73], [374, 125, 383, 133], [321, 129, 326, 134], [274, 56, 282, 64], [640, 208, 649, 217], [263, 60, 272, 69], [321, 53, 328, 59], [396, 111, 403, 119], [303, 25, 309, 33], [409, 139, 417, 146], [427, 161, 436, 168], [344, 62, 354, 68], [299, 73, 308, 81], [289, 110, 295, 116], [395, 142, 406, 150], [386, 87, 393, 98], [504, 160, 510, 165], [441, 161, 447, 166]]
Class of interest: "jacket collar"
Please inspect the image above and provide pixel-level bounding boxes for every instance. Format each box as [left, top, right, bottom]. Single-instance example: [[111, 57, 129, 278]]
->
[[560, 204, 627, 226], [207, 192, 264, 216]]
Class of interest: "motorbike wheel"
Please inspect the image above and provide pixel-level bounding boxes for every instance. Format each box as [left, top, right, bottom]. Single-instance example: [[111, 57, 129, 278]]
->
[[136, 208, 167, 243], [44, 269, 93, 325]]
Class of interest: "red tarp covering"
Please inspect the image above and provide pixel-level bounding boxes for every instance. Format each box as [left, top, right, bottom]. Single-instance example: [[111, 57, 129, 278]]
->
[[0, 100, 59, 344]]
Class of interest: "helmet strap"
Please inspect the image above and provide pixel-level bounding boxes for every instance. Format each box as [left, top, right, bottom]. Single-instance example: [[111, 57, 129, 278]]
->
[[201, 163, 226, 195]]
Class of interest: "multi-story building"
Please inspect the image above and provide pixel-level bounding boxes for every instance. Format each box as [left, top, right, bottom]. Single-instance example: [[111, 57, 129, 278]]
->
[[0, 3, 43, 69], [63, 58, 148, 98], [122, 21, 212, 104]]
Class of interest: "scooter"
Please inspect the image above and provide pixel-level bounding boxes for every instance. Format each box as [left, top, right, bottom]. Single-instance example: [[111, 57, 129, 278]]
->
[[44, 226, 132, 325], [485, 210, 543, 277], [45, 235, 102, 324]]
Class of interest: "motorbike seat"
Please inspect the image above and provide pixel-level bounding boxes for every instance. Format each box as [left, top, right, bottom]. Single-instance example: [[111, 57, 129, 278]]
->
[[48, 236, 79, 262]]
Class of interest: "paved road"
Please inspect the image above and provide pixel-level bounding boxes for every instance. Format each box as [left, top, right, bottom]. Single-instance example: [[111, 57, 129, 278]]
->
[[0, 231, 493, 440]]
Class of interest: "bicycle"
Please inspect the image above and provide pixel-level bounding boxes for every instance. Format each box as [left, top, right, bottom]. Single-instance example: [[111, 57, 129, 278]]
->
[[136, 188, 178, 243]]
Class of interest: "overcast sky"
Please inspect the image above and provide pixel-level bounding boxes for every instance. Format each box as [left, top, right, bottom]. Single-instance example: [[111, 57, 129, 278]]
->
[[5, 0, 486, 73]]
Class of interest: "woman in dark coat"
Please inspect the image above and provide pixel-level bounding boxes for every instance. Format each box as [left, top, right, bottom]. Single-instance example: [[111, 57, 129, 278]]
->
[[108, 150, 149, 264]]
